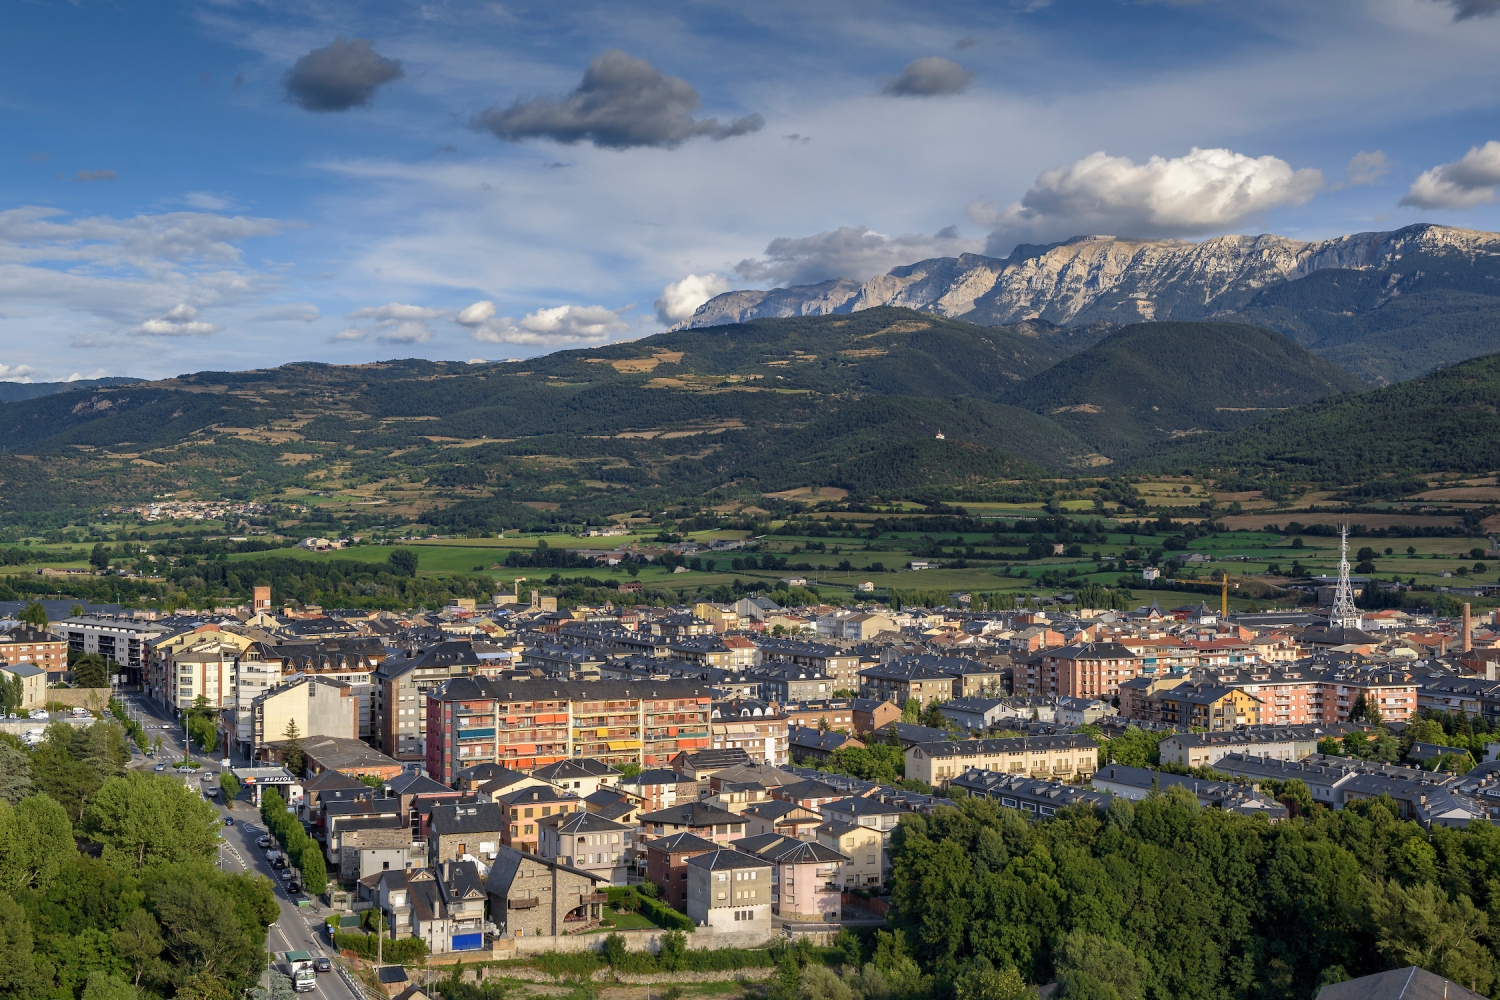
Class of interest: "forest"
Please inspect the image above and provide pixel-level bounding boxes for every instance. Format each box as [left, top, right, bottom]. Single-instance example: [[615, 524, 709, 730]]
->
[[884, 789, 1500, 1000], [1, 724, 277, 1000]]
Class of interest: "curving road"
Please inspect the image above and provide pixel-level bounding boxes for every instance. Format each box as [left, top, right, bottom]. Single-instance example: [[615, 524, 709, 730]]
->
[[116, 691, 366, 1000]]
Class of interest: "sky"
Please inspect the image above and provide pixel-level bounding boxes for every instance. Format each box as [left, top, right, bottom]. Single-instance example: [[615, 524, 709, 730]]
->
[[3, 0, 1500, 381]]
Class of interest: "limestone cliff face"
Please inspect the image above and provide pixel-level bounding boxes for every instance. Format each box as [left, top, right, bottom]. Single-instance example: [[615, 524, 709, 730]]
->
[[678, 224, 1500, 330]]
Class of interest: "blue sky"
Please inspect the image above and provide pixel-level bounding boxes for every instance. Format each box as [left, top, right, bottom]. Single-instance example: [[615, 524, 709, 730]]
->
[[3, 0, 1500, 380]]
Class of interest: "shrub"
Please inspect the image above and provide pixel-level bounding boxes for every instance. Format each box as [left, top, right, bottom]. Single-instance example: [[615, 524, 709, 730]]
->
[[332, 931, 427, 965], [533, 951, 603, 978]]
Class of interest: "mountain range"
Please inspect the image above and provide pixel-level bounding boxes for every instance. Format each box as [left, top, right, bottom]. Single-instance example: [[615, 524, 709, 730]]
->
[[683, 223, 1500, 384]]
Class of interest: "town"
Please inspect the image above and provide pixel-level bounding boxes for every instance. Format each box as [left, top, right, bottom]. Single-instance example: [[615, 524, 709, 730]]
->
[[6, 524, 1500, 989]]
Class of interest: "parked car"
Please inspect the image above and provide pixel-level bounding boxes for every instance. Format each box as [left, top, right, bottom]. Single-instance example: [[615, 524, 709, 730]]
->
[[279, 870, 293, 881], [257, 836, 272, 848]]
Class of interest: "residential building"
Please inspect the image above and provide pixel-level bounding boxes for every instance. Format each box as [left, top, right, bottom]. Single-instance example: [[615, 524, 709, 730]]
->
[[1090, 765, 1288, 820], [818, 795, 904, 879], [58, 615, 167, 687], [783, 700, 856, 733], [0, 662, 46, 710], [494, 785, 585, 854], [638, 802, 745, 843], [250, 674, 359, 758], [685, 848, 773, 934], [938, 697, 1008, 732], [374, 642, 480, 761], [858, 660, 956, 708], [817, 612, 898, 642], [643, 832, 717, 909], [1316, 967, 1486, 1000], [750, 663, 835, 704], [789, 727, 863, 762], [617, 768, 699, 812], [1153, 684, 1263, 730], [428, 802, 507, 866], [532, 758, 620, 797], [710, 704, 789, 766], [743, 799, 825, 840], [816, 820, 883, 888], [300, 735, 404, 780], [757, 640, 863, 691], [1030, 642, 1143, 699], [0, 627, 67, 678], [904, 734, 1099, 788], [423, 677, 712, 784], [948, 769, 1113, 817], [734, 833, 847, 922], [273, 639, 386, 739], [484, 847, 609, 938], [538, 810, 633, 885], [370, 860, 488, 955], [850, 698, 901, 735]]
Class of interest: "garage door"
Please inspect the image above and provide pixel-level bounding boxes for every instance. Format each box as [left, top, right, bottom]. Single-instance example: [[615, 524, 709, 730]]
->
[[451, 933, 484, 952]]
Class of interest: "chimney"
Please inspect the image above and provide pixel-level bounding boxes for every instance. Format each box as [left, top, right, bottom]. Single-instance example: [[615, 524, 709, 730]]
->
[[1465, 604, 1473, 654]]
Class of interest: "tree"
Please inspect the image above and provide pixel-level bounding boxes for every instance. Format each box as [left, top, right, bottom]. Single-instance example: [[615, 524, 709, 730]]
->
[[0, 738, 32, 805], [73, 653, 110, 689], [81, 772, 222, 869], [0, 673, 24, 719], [282, 719, 304, 775], [81, 971, 138, 1000], [901, 699, 921, 724], [219, 773, 240, 807], [0, 893, 38, 999], [18, 601, 48, 627], [299, 841, 328, 896], [387, 549, 419, 577], [955, 958, 1031, 1000], [0, 793, 75, 891], [174, 971, 235, 1000], [90, 543, 111, 573], [111, 908, 166, 987]]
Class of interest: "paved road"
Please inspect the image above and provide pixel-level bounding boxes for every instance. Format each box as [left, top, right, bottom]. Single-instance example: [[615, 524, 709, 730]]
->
[[117, 690, 364, 1000]]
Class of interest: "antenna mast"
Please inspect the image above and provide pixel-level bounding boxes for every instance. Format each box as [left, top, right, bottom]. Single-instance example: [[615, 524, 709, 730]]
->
[[1329, 523, 1361, 630]]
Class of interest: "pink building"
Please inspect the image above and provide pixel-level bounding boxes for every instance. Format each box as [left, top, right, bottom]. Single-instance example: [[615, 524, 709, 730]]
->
[[734, 833, 847, 923]]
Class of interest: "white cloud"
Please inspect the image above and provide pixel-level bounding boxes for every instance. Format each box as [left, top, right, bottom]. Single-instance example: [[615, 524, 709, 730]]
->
[[0, 364, 36, 382], [348, 302, 445, 321], [64, 369, 113, 382], [251, 302, 321, 322], [337, 302, 445, 344], [184, 192, 233, 210], [459, 302, 632, 346], [456, 300, 497, 325], [972, 147, 1324, 255], [1344, 151, 1389, 187], [131, 303, 220, 337], [380, 320, 434, 343], [654, 273, 729, 323], [734, 225, 980, 286], [1400, 141, 1500, 209]]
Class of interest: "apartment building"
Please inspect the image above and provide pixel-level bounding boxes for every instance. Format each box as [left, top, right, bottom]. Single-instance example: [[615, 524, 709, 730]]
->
[[65, 615, 170, 688], [858, 660, 955, 708], [275, 638, 386, 738], [1, 627, 67, 678], [1029, 642, 1143, 699], [374, 642, 481, 762], [250, 674, 359, 756], [710, 704, 789, 765], [423, 677, 713, 785], [756, 639, 863, 691], [904, 734, 1099, 787]]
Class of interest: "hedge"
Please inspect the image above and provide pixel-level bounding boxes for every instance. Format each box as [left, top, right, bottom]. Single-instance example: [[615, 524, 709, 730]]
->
[[332, 931, 428, 965]]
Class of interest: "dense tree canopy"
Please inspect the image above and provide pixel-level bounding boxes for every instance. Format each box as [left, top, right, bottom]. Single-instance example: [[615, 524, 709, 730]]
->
[[888, 788, 1500, 1000]]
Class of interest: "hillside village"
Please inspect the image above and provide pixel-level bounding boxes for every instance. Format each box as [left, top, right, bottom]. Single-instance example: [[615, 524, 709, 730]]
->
[[9, 541, 1500, 963]]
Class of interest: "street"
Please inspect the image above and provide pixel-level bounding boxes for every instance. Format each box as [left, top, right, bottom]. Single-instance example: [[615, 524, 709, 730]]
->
[[117, 691, 364, 1000]]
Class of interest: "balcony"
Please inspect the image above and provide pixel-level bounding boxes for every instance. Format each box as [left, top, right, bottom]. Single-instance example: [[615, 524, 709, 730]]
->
[[508, 897, 540, 910], [582, 891, 609, 904]]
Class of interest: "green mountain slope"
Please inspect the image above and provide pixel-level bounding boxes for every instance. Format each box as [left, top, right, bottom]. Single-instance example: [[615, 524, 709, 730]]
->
[[1137, 352, 1500, 482], [1000, 321, 1368, 458], [0, 309, 1101, 519], [1233, 271, 1500, 384]]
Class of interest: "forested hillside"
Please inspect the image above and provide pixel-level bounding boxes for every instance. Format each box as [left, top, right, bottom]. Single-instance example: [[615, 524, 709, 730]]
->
[[1003, 322, 1367, 457], [888, 788, 1500, 1000], [1138, 352, 1500, 483]]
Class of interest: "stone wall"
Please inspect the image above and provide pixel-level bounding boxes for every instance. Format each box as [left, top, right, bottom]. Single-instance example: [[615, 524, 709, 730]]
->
[[44, 688, 113, 711]]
